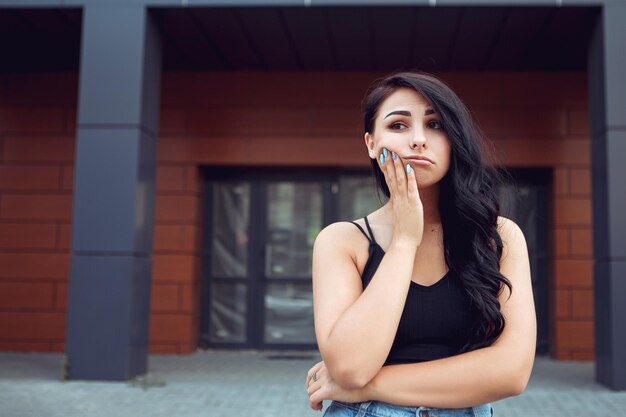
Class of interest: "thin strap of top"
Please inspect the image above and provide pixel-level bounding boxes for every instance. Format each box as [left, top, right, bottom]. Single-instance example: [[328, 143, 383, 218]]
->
[[363, 216, 377, 244], [348, 215, 377, 245]]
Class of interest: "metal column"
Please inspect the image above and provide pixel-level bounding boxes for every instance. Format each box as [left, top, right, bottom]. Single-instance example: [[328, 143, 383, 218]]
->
[[65, 4, 162, 380], [588, 3, 626, 391]]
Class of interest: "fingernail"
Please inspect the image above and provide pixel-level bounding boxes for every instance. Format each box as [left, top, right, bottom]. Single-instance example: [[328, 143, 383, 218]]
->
[[380, 154, 385, 165], [383, 148, 389, 158], [406, 164, 412, 174], [392, 152, 397, 161]]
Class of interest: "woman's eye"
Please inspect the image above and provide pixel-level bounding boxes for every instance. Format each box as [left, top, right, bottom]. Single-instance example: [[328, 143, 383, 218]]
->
[[427, 120, 443, 130], [389, 122, 407, 130]]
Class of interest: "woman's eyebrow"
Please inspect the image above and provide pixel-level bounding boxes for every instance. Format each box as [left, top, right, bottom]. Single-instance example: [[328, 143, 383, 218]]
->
[[384, 110, 411, 119], [384, 108, 436, 119]]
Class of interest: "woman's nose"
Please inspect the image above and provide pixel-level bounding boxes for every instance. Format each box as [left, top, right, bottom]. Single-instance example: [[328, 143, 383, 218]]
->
[[410, 130, 426, 149]]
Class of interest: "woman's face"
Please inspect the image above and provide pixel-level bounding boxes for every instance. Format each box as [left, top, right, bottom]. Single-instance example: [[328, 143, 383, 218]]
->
[[365, 87, 451, 189]]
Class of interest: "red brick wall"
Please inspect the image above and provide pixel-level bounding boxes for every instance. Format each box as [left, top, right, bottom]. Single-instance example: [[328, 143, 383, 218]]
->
[[0, 71, 593, 358], [0, 73, 76, 352], [151, 158, 203, 354]]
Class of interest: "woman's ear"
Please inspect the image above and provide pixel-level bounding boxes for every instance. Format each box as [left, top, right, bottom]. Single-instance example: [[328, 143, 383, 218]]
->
[[364, 132, 375, 159]]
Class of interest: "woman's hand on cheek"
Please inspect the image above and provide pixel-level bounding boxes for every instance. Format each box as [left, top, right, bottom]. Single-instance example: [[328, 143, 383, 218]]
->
[[379, 147, 424, 247], [306, 361, 369, 411]]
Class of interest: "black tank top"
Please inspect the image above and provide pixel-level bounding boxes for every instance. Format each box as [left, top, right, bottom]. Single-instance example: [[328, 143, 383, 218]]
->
[[349, 216, 477, 365]]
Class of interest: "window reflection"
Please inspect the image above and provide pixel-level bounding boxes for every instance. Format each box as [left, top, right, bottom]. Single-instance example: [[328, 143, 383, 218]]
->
[[266, 182, 322, 278], [211, 183, 249, 277], [209, 283, 247, 343], [265, 283, 314, 343], [339, 176, 386, 220]]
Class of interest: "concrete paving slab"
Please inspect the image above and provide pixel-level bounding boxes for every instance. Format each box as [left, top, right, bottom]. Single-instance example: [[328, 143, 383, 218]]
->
[[0, 351, 625, 417]]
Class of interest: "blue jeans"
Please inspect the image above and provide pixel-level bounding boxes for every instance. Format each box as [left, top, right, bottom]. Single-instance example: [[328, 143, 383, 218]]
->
[[323, 400, 493, 417]]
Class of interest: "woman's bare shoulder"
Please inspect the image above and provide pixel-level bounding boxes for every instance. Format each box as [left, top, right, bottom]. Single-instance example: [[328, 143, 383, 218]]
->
[[496, 215, 528, 260], [310, 223, 361, 278], [497, 216, 525, 241], [314, 221, 364, 250]]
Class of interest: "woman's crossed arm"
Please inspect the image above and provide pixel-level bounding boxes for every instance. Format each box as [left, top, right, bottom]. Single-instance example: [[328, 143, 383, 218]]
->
[[307, 217, 536, 409]]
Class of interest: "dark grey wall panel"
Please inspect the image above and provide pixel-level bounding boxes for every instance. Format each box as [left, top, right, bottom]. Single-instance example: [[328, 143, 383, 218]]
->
[[66, 256, 151, 380], [66, 3, 161, 381], [589, 5, 626, 262], [603, 5, 626, 130], [590, 133, 609, 260], [589, 3, 626, 391], [606, 132, 626, 259], [142, 9, 163, 135], [72, 128, 156, 254], [609, 262, 626, 389], [77, 6, 151, 131], [594, 261, 626, 389], [588, 7, 606, 139]]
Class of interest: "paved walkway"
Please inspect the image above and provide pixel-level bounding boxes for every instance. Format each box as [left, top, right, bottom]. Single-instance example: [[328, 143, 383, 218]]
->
[[1, 351, 625, 417]]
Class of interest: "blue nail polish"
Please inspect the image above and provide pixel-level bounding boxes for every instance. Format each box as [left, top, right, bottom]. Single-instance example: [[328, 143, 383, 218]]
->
[[380, 154, 385, 165], [406, 164, 412, 174], [392, 152, 397, 161], [383, 148, 389, 158]]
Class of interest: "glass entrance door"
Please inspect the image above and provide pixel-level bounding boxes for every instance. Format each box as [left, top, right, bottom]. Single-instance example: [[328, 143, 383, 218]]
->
[[262, 181, 322, 345], [201, 171, 330, 349]]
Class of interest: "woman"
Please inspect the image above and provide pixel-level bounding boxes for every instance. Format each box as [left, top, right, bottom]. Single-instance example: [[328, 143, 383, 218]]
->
[[305, 72, 536, 417]]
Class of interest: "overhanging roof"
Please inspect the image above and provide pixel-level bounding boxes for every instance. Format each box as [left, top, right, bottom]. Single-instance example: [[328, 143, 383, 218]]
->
[[0, 5, 599, 73]]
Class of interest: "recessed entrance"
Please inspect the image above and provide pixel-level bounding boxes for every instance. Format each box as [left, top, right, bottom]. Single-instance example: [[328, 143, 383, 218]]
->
[[199, 167, 548, 353]]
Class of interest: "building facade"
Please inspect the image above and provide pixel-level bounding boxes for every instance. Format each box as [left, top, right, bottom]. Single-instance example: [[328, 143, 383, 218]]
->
[[0, 0, 624, 389]]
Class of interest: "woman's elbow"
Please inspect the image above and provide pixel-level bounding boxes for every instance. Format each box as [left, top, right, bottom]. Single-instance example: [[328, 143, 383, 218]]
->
[[505, 363, 532, 397], [509, 372, 531, 396], [322, 352, 375, 389], [331, 366, 371, 390]]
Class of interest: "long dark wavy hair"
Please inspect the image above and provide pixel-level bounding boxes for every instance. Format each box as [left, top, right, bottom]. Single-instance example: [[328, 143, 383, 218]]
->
[[362, 71, 513, 352]]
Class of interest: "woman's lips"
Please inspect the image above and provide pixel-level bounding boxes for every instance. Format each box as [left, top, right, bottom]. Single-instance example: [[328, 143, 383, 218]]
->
[[405, 158, 433, 166]]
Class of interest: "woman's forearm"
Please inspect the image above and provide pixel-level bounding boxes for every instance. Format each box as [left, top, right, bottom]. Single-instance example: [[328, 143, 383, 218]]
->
[[324, 239, 417, 388], [362, 345, 526, 408]]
